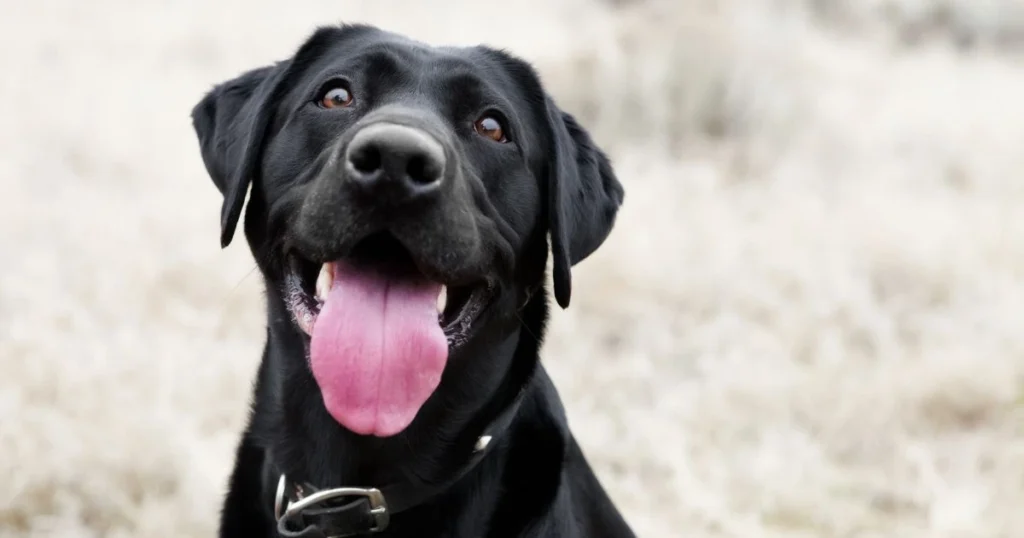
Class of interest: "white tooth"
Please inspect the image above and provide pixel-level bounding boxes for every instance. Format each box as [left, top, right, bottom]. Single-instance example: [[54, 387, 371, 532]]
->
[[437, 286, 448, 314], [316, 263, 334, 301]]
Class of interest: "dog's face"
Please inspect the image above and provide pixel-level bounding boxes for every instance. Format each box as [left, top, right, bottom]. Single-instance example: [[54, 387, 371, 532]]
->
[[191, 24, 622, 438]]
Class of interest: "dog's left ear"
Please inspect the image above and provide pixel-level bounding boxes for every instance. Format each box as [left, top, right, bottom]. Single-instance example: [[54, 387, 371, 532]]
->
[[190, 62, 289, 248], [544, 98, 625, 309]]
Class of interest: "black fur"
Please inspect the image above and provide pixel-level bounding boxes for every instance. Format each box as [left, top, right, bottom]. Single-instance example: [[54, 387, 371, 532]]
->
[[191, 24, 632, 537]]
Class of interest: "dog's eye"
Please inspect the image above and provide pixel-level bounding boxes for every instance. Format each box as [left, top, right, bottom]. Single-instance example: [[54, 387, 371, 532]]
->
[[319, 84, 354, 109], [473, 115, 508, 143]]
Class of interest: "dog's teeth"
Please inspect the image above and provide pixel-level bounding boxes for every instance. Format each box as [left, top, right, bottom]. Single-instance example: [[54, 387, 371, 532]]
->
[[316, 263, 334, 301], [437, 286, 447, 315]]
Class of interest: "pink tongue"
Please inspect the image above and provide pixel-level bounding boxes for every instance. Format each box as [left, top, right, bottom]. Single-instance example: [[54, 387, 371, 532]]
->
[[310, 262, 447, 437]]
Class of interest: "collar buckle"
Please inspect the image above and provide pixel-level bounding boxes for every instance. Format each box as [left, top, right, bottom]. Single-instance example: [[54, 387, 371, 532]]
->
[[275, 474, 390, 535]]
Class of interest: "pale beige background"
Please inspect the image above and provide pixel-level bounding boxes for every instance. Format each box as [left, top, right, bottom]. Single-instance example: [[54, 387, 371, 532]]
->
[[3, 1, 1024, 537]]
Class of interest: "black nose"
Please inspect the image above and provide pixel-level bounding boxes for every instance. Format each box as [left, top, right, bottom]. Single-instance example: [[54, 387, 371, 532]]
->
[[344, 123, 446, 202]]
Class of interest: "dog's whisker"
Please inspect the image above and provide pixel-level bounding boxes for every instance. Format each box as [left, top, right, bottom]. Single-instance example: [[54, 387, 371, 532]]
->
[[219, 264, 260, 305]]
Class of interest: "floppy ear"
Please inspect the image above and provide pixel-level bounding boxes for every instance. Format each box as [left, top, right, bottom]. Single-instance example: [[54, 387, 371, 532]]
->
[[190, 62, 289, 248], [544, 98, 625, 309]]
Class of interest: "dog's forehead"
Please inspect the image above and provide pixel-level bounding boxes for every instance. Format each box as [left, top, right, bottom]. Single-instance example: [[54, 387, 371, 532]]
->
[[303, 30, 522, 99], [274, 26, 547, 159]]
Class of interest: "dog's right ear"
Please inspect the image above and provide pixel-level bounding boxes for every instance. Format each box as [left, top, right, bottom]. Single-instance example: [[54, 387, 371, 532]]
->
[[544, 97, 625, 310], [190, 62, 287, 248]]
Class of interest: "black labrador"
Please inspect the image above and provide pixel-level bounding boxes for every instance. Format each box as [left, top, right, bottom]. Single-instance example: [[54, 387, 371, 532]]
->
[[191, 23, 634, 538]]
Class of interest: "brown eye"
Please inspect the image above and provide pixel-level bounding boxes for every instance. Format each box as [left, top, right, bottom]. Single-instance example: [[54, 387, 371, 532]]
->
[[320, 86, 353, 108], [474, 115, 507, 143]]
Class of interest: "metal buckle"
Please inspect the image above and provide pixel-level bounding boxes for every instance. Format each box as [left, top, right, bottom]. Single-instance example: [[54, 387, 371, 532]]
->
[[274, 474, 292, 521], [275, 474, 390, 534]]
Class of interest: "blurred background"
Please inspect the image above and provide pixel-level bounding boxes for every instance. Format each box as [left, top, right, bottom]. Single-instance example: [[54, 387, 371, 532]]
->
[[2, 0, 1024, 536]]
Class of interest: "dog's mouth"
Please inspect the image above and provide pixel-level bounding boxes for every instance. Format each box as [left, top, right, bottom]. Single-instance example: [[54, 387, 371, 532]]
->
[[284, 233, 493, 347], [281, 232, 494, 438]]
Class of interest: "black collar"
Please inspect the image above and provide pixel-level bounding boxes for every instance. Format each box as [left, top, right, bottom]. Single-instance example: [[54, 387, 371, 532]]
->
[[268, 386, 529, 538]]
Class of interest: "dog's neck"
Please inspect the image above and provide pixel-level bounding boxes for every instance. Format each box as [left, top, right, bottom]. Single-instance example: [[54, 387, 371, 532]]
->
[[252, 287, 544, 493]]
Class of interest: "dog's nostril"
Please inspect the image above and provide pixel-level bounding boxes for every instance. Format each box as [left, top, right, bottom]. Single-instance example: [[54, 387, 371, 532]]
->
[[345, 123, 446, 197], [349, 144, 382, 175], [405, 154, 441, 185]]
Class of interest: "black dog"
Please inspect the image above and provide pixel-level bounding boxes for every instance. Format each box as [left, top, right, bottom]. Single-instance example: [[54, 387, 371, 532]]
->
[[191, 24, 633, 538]]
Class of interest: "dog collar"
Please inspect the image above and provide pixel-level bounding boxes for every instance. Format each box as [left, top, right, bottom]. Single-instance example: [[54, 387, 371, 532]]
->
[[272, 386, 528, 538]]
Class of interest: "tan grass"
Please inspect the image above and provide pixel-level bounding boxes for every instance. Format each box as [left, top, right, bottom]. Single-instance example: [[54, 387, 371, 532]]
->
[[2, 1, 1023, 536]]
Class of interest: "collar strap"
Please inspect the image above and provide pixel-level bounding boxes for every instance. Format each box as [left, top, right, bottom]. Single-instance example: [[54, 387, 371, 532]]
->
[[274, 387, 528, 538]]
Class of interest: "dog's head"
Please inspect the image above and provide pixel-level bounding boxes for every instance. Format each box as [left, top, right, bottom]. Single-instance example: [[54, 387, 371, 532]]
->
[[191, 24, 622, 438]]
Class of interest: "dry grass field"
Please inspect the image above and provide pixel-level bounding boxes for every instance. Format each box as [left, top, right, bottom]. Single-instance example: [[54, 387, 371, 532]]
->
[[2, 1, 1024, 536]]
